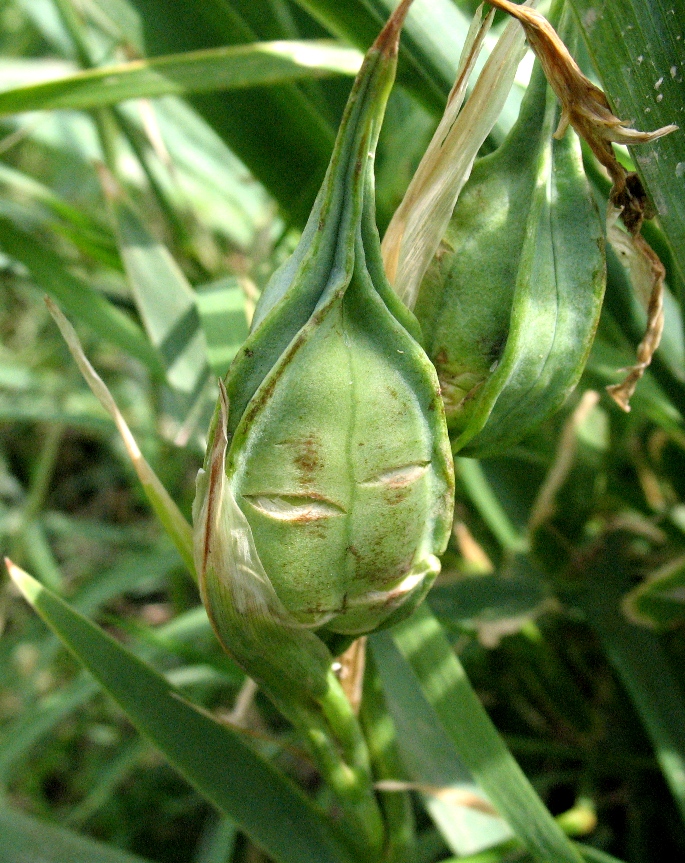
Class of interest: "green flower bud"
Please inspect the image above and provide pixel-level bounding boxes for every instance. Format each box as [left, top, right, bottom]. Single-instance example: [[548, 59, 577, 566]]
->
[[414, 15, 605, 458], [193, 1, 454, 700]]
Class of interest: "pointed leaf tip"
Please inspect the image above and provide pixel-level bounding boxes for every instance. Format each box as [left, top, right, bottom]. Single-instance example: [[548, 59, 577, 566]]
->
[[5, 557, 43, 605]]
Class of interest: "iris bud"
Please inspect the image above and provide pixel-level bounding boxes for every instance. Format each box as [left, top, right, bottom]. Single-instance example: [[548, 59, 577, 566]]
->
[[193, 0, 454, 701]]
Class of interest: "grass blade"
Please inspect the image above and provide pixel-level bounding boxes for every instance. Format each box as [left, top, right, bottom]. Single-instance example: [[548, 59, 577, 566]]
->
[[292, 0, 471, 111], [0, 804, 153, 863], [0, 41, 362, 115], [5, 561, 355, 863], [196, 277, 249, 377], [0, 216, 163, 377], [389, 603, 585, 863], [123, 0, 337, 226], [101, 172, 208, 398], [371, 632, 512, 857], [570, 537, 685, 825], [46, 299, 195, 576]]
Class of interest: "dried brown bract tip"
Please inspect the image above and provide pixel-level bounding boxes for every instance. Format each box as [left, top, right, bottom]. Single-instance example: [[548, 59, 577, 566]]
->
[[373, 0, 415, 57], [485, 0, 677, 204]]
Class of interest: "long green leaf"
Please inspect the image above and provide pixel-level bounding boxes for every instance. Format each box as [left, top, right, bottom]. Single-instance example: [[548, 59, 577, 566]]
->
[[292, 0, 470, 110], [6, 561, 354, 863], [0, 805, 153, 863], [389, 603, 585, 863], [196, 277, 249, 377], [0, 41, 362, 114], [103, 181, 208, 398]]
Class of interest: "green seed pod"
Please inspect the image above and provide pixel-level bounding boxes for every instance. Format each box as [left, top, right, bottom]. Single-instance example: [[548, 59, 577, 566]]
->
[[414, 15, 605, 459], [193, 1, 454, 704]]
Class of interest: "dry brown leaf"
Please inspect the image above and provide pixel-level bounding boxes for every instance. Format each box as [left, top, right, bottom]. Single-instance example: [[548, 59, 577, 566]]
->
[[485, 0, 676, 203], [605, 213, 666, 411], [335, 636, 367, 714]]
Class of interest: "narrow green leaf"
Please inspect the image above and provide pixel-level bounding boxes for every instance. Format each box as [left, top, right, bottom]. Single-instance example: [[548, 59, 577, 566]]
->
[[0, 545, 182, 781], [371, 632, 512, 857], [6, 562, 354, 863], [103, 180, 208, 397], [292, 0, 471, 111], [0, 804, 153, 863], [123, 0, 338, 226], [46, 299, 196, 576], [66, 738, 149, 827], [0, 161, 119, 268], [0, 41, 362, 115], [623, 554, 685, 629], [0, 672, 97, 783], [193, 815, 238, 863], [390, 603, 585, 863], [428, 567, 549, 630], [455, 459, 528, 553], [196, 277, 249, 378], [0, 216, 163, 377]]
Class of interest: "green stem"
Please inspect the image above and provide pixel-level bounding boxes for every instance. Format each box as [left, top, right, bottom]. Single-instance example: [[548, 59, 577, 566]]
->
[[281, 675, 385, 863], [360, 652, 416, 863]]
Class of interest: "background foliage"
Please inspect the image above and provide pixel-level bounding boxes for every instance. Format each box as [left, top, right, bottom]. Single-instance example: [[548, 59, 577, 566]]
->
[[1, 0, 684, 861]]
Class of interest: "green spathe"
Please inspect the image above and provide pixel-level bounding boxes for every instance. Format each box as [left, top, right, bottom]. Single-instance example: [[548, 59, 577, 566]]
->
[[415, 8, 605, 458], [193, 0, 453, 691]]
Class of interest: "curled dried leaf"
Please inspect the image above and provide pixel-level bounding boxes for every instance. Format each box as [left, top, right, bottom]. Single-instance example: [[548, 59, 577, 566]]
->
[[485, 0, 677, 204], [605, 210, 666, 411]]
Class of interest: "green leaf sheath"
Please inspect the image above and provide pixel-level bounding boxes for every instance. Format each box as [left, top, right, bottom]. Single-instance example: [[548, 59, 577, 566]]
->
[[415, 10, 605, 458]]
